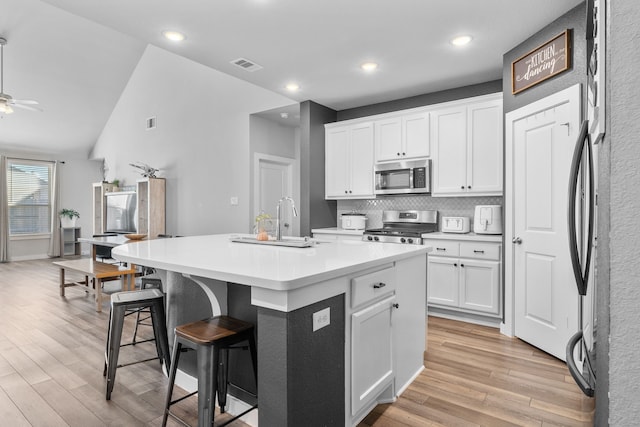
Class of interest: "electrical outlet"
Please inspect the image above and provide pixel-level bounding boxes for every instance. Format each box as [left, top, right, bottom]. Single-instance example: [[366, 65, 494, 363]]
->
[[230, 196, 238, 205], [313, 307, 330, 331]]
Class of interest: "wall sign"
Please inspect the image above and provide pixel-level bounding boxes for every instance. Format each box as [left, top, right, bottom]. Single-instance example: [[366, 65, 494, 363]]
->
[[511, 30, 571, 95]]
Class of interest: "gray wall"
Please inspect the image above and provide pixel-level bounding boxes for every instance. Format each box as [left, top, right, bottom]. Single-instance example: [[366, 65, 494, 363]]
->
[[338, 80, 502, 121], [606, 1, 640, 425], [502, 4, 587, 116], [299, 101, 337, 235]]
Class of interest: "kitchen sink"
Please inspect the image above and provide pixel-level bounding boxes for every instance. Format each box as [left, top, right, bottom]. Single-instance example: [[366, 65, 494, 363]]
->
[[229, 236, 317, 248]]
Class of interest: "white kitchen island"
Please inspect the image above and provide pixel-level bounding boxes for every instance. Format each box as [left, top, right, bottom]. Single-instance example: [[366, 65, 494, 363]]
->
[[112, 234, 429, 427]]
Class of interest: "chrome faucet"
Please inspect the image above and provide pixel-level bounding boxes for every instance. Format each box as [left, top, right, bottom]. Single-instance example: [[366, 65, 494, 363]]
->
[[276, 197, 298, 240]]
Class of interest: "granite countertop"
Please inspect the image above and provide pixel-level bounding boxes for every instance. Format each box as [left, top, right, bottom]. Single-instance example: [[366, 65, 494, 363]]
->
[[112, 233, 430, 291]]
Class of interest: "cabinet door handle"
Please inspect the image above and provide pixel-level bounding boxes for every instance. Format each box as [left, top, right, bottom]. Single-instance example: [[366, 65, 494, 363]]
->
[[460, 185, 465, 189], [344, 190, 348, 194], [461, 263, 465, 267], [392, 303, 399, 309], [373, 282, 386, 289], [436, 247, 446, 251], [468, 185, 471, 189], [453, 263, 457, 267], [473, 250, 484, 254], [402, 152, 406, 156]]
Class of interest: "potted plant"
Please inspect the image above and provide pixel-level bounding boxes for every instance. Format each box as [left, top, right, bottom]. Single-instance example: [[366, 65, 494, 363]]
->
[[59, 208, 80, 228]]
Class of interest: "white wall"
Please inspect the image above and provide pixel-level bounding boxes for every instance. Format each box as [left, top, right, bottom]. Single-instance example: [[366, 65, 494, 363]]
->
[[249, 115, 300, 232], [1, 149, 101, 260], [90, 45, 296, 236]]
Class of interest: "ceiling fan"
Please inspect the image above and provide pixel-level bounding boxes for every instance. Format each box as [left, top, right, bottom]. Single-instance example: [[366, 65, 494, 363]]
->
[[0, 36, 41, 114]]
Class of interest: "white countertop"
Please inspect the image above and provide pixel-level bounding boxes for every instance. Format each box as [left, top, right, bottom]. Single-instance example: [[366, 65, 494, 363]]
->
[[311, 227, 364, 235], [422, 232, 503, 243], [112, 234, 430, 291]]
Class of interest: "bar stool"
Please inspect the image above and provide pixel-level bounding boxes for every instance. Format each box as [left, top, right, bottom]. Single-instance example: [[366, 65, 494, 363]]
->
[[162, 316, 258, 427], [104, 288, 171, 400]]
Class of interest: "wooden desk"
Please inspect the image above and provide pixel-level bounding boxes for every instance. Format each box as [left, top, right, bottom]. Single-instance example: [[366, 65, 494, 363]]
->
[[53, 259, 137, 312]]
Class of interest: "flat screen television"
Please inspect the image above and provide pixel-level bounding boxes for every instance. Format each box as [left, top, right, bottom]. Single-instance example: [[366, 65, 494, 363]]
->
[[105, 191, 137, 233]]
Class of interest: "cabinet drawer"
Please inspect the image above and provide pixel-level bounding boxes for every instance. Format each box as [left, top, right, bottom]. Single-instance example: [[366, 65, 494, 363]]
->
[[460, 243, 500, 260], [428, 240, 460, 257], [351, 267, 396, 308]]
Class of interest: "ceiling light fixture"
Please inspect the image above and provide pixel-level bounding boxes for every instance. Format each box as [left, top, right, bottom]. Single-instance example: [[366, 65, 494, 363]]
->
[[162, 30, 186, 42], [361, 62, 378, 72], [285, 83, 300, 92], [0, 100, 13, 114], [0, 36, 40, 114], [451, 35, 473, 46]]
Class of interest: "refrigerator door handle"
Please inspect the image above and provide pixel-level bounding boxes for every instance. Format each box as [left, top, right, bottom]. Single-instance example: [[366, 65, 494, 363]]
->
[[566, 331, 595, 397], [568, 120, 595, 296]]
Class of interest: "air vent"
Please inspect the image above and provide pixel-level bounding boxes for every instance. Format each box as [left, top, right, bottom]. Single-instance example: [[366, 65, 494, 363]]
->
[[231, 57, 263, 72]]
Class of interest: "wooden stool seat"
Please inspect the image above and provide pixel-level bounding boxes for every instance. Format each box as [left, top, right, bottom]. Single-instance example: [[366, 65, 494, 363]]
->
[[162, 315, 258, 427], [176, 316, 255, 345]]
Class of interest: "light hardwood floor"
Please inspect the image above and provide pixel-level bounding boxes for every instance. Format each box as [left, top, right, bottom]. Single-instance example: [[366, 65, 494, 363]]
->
[[0, 259, 594, 426]]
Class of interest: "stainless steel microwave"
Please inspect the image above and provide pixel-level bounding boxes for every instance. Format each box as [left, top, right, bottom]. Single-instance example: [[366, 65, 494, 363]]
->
[[374, 159, 431, 195]]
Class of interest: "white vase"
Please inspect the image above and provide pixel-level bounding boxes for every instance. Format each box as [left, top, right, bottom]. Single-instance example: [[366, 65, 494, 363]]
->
[[60, 217, 77, 228]]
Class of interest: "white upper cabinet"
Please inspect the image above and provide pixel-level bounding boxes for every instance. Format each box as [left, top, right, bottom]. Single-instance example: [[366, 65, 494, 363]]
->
[[375, 112, 430, 162], [431, 106, 467, 195], [325, 122, 374, 199], [432, 94, 503, 196]]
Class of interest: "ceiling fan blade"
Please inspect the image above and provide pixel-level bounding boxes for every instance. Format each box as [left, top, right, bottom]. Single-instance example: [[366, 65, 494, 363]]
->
[[12, 99, 39, 105], [11, 103, 43, 112]]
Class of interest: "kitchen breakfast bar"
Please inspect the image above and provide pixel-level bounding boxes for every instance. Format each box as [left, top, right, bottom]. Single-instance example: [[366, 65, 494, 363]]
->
[[112, 234, 430, 427]]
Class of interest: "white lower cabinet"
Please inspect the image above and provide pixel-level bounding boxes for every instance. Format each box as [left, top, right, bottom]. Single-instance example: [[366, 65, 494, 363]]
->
[[427, 239, 502, 316], [351, 294, 395, 415], [348, 255, 427, 425]]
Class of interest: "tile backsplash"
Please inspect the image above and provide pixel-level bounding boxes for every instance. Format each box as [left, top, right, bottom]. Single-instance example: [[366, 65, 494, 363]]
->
[[338, 195, 503, 229]]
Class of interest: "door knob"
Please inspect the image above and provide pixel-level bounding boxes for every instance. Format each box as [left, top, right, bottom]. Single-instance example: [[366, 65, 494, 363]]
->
[[512, 237, 522, 244]]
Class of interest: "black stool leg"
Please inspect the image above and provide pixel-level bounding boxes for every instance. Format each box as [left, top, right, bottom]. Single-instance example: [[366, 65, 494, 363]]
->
[[162, 335, 182, 427], [218, 348, 229, 413], [105, 305, 126, 400], [197, 344, 218, 427], [103, 309, 112, 377], [248, 331, 258, 386], [150, 299, 171, 371]]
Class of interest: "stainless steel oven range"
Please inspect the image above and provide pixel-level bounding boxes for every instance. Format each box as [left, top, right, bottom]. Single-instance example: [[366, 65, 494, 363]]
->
[[362, 210, 438, 245]]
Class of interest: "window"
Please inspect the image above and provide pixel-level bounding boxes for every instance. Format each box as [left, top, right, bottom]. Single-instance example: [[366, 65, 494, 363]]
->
[[7, 159, 53, 235]]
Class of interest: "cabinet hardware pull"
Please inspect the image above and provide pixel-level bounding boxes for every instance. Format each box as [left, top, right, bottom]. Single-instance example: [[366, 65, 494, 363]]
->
[[460, 185, 465, 189], [397, 152, 400, 156], [392, 303, 399, 309], [468, 185, 471, 189], [461, 264, 465, 267], [454, 263, 457, 267], [473, 250, 484, 254], [436, 247, 446, 251], [402, 152, 405, 156], [344, 190, 348, 194], [373, 282, 386, 289]]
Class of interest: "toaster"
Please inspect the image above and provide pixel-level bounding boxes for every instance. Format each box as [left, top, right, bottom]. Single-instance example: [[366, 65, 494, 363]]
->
[[442, 216, 470, 233], [473, 205, 503, 234]]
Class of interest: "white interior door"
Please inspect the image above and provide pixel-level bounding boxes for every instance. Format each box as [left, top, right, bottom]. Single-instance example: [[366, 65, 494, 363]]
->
[[254, 154, 296, 236], [506, 85, 580, 361]]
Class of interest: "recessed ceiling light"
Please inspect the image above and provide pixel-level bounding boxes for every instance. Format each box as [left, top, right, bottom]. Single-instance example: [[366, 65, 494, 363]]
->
[[451, 35, 472, 46], [162, 30, 186, 42], [285, 83, 300, 92], [361, 62, 378, 72]]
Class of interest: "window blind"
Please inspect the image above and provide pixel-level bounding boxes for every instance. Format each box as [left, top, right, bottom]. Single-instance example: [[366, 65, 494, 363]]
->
[[7, 159, 52, 235]]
